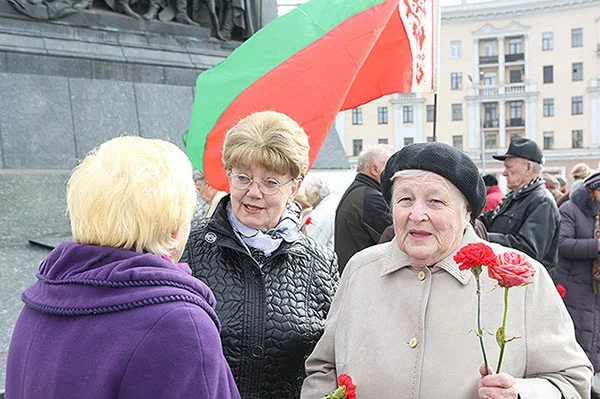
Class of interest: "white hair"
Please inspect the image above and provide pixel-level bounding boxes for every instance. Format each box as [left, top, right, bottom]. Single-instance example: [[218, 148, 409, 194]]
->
[[302, 175, 331, 198], [357, 144, 393, 173]]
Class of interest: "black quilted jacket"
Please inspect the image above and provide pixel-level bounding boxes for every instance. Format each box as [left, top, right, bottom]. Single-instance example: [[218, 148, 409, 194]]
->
[[181, 197, 339, 399]]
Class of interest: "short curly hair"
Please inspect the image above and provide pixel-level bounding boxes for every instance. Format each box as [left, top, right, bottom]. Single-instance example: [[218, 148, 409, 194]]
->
[[67, 136, 197, 256], [222, 111, 310, 179]]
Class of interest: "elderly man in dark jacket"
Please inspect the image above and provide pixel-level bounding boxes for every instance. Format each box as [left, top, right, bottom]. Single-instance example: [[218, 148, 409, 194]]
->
[[479, 138, 560, 273], [335, 144, 393, 274]]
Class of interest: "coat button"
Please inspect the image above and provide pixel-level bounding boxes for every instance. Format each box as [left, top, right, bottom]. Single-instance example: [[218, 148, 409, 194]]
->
[[409, 338, 418, 348], [251, 345, 264, 358], [417, 270, 426, 281]]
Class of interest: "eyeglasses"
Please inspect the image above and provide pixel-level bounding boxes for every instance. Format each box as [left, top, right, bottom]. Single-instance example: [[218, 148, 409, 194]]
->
[[228, 172, 296, 196]]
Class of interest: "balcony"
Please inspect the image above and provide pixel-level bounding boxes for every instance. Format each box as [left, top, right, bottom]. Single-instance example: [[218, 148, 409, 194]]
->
[[483, 119, 499, 128], [468, 82, 527, 99], [505, 53, 524, 62], [506, 118, 524, 127], [479, 55, 498, 64]]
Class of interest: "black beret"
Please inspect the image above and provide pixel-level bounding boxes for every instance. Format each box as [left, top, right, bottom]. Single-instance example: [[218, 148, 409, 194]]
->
[[380, 142, 486, 221]]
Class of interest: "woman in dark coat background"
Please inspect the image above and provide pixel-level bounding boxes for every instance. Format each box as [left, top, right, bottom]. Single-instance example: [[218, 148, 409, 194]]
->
[[555, 168, 600, 373]]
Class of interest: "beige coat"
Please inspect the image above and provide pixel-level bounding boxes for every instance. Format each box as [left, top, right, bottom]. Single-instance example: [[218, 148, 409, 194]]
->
[[302, 226, 592, 399]]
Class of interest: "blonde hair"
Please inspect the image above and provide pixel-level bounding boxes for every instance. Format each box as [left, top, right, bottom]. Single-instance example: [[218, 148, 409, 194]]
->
[[67, 136, 197, 256], [222, 111, 310, 179], [571, 163, 592, 181]]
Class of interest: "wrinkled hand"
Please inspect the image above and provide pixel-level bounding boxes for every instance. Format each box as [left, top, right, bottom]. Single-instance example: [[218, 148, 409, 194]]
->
[[478, 363, 518, 399]]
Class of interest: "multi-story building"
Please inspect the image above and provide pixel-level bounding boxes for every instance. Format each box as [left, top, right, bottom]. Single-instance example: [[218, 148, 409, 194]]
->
[[337, 0, 600, 181]]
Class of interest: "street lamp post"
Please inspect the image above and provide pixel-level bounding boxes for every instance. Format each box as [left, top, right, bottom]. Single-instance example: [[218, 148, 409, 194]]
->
[[467, 72, 486, 175]]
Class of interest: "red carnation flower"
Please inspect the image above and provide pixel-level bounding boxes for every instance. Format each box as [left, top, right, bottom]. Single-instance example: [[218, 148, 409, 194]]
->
[[454, 242, 498, 271], [338, 374, 356, 399], [488, 251, 535, 288]]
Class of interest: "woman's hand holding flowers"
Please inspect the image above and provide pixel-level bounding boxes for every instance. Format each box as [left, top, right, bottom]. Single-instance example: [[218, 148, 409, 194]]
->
[[478, 364, 518, 399]]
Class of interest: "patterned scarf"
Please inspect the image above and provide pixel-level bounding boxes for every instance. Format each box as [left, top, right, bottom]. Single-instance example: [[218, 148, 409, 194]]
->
[[491, 176, 542, 220], [227, 201, 302, 258], [593, 212, 600, 294]]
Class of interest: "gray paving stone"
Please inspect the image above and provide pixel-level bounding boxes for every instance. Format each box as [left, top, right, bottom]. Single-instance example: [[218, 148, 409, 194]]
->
[[0, 170, 71, 244]]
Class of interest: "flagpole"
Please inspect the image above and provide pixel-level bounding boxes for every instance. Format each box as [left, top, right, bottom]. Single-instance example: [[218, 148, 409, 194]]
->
[[432, 92, 437, 142]]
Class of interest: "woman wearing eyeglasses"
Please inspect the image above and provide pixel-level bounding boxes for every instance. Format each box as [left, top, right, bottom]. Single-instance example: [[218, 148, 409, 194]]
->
[[181, 111, 339, 399]]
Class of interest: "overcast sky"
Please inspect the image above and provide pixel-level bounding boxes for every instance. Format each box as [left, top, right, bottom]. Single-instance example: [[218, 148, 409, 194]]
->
[[276, 0, 474, 16]]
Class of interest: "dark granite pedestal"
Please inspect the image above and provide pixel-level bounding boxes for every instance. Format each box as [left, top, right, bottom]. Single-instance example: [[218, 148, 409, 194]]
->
[[0, 1, 252, 392]]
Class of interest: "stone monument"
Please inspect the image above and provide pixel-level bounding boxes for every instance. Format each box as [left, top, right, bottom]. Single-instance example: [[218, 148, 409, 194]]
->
[[0, 0, 277, 394]]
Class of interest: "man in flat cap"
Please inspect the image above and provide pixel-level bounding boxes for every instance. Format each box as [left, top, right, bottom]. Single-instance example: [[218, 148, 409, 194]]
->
[[479, 138, 560, 273]]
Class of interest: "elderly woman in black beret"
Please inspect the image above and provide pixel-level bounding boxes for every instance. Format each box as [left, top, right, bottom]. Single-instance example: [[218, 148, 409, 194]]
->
[[301, 142, 591, 399]]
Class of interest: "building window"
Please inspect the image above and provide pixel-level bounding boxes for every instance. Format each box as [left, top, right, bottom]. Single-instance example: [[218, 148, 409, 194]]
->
[[543, 99, 554, 117], [378, 138, 388, 145], [508, 101, 523, 126], [485, 133, 497, 149], [451, 103, 463, 121], [403, 105, 414, 124], [484, 103, 497, 127], [451, 72, 462, 90], [543, 66, 553, 83], [450, 40, 461, 59], [572, 62, 583, 81], [351, 108, 363, 125], [377, 106, 388, 124], [572, 96, 583, 115], [404, 137, 414, 146], [572, 130, 583, 148], [352, 139, 363, 156], [426, 104, 435, 122], [482, 40, 497, 56], [508, 38, 522, 54], [452, 135, 463, 150], [572, 28, 583, 47], [543, 131, 554, 150], [509, 101, 522, 118], [542, 32, 553, 51], [509, 69, 523, 83], [483, 72, 496, 86]]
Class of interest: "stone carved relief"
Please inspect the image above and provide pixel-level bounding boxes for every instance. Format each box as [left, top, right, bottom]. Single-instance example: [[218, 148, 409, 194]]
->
[[7, 0, 260, 41]]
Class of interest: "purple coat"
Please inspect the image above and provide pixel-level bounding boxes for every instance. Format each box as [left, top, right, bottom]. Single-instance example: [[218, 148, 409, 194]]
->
[[6, 242, 240, 399], [555, 185, 600, 371]]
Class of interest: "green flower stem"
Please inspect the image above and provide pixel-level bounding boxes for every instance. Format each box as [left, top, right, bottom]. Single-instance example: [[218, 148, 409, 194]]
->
[[475, 276, 490, 374], [496, 287, 510, 373]]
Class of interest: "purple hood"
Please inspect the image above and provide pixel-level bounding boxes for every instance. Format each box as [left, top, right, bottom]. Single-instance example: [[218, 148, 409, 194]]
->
[[23, 242, 220, 329]]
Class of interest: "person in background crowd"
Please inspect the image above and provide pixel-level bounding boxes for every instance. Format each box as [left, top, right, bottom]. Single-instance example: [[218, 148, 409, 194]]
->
[[193, 170, 228, 219], [482, 174, 504, 213], [301, 142, 591, 398], [557, 175, 568, 195], [301, 175, 339, 248], [543, 173, 565, 204], [181, 111, 338, 399], [557, 163, 593, 208], [480, 138, 560, 274], [335, 144, 393, 274], [555, 168, 600, 388], [295, 185, 313, 226], [6, 136, 239, 399]]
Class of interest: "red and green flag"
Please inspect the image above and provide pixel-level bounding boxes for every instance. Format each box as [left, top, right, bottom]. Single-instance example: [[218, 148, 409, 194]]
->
[[186, 0, 437, 191]]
